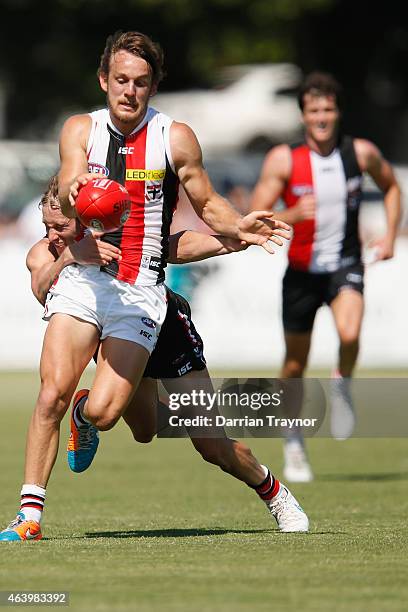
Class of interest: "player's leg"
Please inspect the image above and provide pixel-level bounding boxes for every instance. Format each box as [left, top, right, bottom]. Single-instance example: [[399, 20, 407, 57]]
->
[[280, 267, 321, 482], [0, 314, 99, 541], [281, 331, 311, 378], [122, 377, 158, 443], [66, 279, 166, 471], [329, 288, 364, 439], [330, 289, 364, 377], [80, 338, 150, 429], [67, 337, 150, 471], [162, 369, 309, 532]]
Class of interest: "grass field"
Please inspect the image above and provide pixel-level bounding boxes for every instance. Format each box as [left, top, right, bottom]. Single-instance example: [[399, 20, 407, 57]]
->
[[0, 371, 407, 611]]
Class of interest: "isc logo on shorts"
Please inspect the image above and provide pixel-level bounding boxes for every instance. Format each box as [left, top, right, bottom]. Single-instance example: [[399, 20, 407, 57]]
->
[[140, 329, 152, 341], [177, 362, 192, 376]]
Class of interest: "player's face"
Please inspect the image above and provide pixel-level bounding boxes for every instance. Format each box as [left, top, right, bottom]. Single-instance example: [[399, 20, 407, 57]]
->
[[302, 94, 340, 145], [99, 51, 156, 134], [42, 205, 77, 253]]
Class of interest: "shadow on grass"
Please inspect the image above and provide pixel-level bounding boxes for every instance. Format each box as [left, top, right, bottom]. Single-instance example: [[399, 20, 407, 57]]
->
[[317, 472, 408, 482], [83, 527, 272, 539], [42, 528, 347, 541]]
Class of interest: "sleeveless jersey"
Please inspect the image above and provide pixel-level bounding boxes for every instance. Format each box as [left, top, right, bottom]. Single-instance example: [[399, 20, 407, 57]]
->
[[86, 107, 180, 285], [282, 136, 363, 273]]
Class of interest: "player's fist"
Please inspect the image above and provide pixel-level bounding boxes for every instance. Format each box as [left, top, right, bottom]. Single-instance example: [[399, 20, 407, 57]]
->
[[293, 194, 316, 222]]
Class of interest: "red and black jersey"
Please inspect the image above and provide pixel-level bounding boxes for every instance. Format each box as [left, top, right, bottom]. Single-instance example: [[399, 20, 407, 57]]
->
[[282, 136, 363, 273], [86, 107, 180, 285]]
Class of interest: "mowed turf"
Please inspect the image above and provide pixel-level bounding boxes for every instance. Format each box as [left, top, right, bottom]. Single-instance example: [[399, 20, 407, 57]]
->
[[0, 371, 407, 612]]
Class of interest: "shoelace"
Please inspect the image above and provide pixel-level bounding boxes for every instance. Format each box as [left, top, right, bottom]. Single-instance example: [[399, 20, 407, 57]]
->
[[6, 515, 24, 529], [77, 424, 97, 450], [269, 491, 288, 521]]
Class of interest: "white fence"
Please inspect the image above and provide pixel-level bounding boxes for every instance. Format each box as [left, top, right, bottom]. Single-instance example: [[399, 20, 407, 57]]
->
[[0, 233, 407, 370]]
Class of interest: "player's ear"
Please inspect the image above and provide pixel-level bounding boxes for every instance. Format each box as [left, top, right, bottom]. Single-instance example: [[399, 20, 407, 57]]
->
[[99, 72, 108, 93], [149, 82, 158, 98]]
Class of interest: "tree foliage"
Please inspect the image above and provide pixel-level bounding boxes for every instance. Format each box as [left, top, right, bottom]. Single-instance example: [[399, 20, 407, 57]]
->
[[0, 0, 407, 158]]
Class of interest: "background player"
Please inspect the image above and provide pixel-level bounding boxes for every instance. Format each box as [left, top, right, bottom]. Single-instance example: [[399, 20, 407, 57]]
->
[[251, 71, 401, 481]]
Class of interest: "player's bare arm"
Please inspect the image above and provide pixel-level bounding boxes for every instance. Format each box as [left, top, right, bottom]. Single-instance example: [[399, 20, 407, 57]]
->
[[26, 239, 73, 305], [27, 235, 121, 305], [58, 114, 93, 218], [355, 138, 401, 259], [251, 145, 315, 225], [168, 232, 248, 264], [168, 212, 291, 263], [170, 122, 281, 253]]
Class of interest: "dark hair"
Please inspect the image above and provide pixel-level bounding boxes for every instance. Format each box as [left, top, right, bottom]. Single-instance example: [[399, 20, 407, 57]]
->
[[98, 31, 164, 85], [298, 71, 343, 111], [39, 174, 59, 209]]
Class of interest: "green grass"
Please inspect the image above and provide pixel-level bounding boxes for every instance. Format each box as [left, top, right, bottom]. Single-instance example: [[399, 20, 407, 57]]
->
[[0, 371, 407, 611]]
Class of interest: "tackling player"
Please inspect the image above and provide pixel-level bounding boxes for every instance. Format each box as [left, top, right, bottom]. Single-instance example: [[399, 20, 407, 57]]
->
[[0, 174, 309, 540]]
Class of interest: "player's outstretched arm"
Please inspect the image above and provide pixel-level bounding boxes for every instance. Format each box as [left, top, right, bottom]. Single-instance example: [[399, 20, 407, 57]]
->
[[58, 114, 92, 218], [170, 122, 282, 253], [355, 139, 401, 260], [168, 231, 247, 264], [168, 213, 291, 263]]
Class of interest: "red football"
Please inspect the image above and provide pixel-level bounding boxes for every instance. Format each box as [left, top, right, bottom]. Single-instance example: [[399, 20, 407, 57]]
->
[[75, 178, 131, 233]]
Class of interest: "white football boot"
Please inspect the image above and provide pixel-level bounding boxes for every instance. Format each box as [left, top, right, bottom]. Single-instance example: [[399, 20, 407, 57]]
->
[[283, 439, 314, 483], [330, 373, 355, 440], [267, 483, 309, 532]]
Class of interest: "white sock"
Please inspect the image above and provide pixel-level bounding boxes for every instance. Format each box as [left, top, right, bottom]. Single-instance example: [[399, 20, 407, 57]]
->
[[20, 484, 46, 523]]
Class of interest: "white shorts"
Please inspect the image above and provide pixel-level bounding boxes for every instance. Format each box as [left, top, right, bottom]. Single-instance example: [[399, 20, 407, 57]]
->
[[43, 265, 167, 354]]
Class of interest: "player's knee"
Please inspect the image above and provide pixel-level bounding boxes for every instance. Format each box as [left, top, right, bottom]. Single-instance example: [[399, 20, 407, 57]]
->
[[85, 397, 122, 430], [36, 385, 69, 424], [283, 358, 306, 377], [132, 429, 154, 444], [92, 414, 119, 431], [338, 327, 360, 346]]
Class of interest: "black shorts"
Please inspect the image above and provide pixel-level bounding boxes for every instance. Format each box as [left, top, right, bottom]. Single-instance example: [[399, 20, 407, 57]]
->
[[143, 287, 207, 379], [93, 287, 207, 378], [282, 263, 364, 333]]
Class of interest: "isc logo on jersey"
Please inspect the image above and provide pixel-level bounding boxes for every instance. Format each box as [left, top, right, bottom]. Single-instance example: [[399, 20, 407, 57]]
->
[[118, 146, 134, 155], [88, 163, 109, 176]]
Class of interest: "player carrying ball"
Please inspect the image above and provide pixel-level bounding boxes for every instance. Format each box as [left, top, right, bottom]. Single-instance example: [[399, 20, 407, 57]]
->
[[0, 31, 308, 541]]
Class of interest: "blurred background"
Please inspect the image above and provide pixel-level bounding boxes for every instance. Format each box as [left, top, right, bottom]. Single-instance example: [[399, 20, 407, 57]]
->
[[0, 0, 407, 371]]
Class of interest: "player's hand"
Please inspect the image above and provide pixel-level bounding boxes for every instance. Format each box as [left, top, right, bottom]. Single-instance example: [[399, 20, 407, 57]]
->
[[237, 210, 292, 254], [369, 236, 395, 261], [68, 233, 121, 266], [68, 173, 103, 208], [293, 194, 316, 222]]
